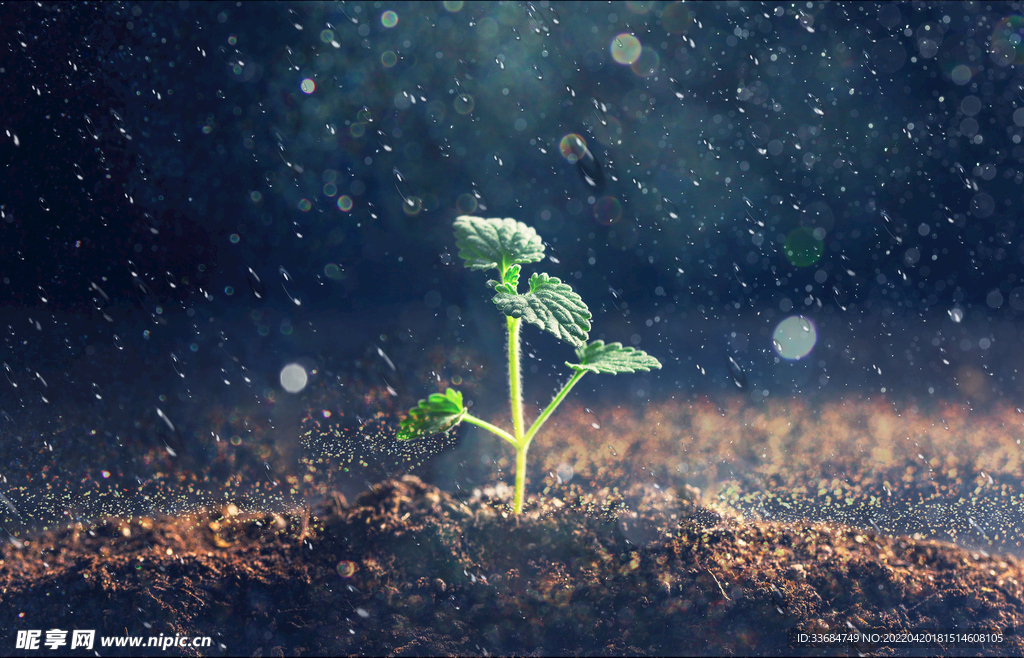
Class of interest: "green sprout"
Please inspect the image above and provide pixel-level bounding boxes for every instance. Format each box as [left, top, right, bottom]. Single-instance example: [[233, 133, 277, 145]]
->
[[397, 216, 662, 514]]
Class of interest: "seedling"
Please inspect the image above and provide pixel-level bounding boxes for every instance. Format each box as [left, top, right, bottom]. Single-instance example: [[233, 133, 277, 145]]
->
[[397, 216, 662, 513]]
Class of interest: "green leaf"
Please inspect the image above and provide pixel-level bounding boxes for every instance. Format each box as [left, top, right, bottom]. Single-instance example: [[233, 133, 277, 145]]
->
[[397, 388, 466, 440], [567, 340, 663, 375], [492, 273, 591, 347], [453, 216, 545, 273], [503, 264, 521, 290]]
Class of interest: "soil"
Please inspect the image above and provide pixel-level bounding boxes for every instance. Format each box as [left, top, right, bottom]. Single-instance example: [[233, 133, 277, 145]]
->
[[3, 390, 1024, 656]]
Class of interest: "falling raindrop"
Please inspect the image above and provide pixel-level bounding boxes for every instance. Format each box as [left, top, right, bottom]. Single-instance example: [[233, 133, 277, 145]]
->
[[880, 210, 902, 244], [470, 181, 489, 211], [575, 148, 605, 192], [376, 130, 393, 152], [832, 284, 848, 311], [954, 163, 978, 191], [732, 262, 748, 288], [280, 267, 302, 306], [726, 355, 748, 389], [170, 353, 186, 378], [668, 77, 686, 101], [592, 97, 610, 125], [376, 345, 396, 371], [662, 197, 679, 220], [526, 3, 551, 35], [807, 94, 824, 116], [532, 64, 544, 80], [3, 363, 16, 388], [246, 267, 266, 300]]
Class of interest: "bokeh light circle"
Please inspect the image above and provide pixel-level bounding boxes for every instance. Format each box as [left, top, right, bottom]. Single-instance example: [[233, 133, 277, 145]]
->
[[453, 93, 474, 114], [772, 316, 817, 360], [631, 47, 660, 76], [381, 10, 398, 28], [280, 363, 308, 394], [593, 196, 622, 225], [559, 133, 588, 163], [784, 227, 824, 267], [300, 78, 316, 94], [990, 15, 1024, 66], [610, 33, 642, 65], [456, 193, 478, 214], [337, 195, 353, 212]]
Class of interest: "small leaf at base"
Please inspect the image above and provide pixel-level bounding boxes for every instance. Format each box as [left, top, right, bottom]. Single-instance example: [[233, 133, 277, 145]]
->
[[397, 388, 466, 440]]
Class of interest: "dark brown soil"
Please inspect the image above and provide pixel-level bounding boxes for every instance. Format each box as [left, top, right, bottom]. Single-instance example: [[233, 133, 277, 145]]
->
[[3, 393, 1024, 656], [2, 473, 1022, 656]]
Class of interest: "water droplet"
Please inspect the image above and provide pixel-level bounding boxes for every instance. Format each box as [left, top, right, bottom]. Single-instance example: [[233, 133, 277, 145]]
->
[[591, 97, 610, 125], [247, 267, 266, 300], [376, 130, 393, 152], [470, 181, 488, 211], [832, 284, 847, 311], [575, 148, 605, 192], [535, 136, 549, 154], [526, 3, 551, 35], [662, 197, 679, 220], [948, 307, 963, 323], [661, 78, 685, 104], [37, 286, 48, 303], [880, 210, 902, 244], [511, 26, 521, 40], [72, 163, 84, 180], [280, 267, 302, 306], [170, 353, 185, 378], [532, 64, 544, 80], [742, 196, 765, 232], [732, 262, 747, 288], [3, 363, 17, 388], [954, 163, 978, 191], [687, 169, 701, 186], [726, 355, 747, 389], [495, 56, 505, 70], [807, 94, 824, 116], [113, 334, 124, 350]]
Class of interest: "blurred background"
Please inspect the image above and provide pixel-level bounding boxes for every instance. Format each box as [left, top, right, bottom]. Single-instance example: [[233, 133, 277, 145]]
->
[[2, 2, 1024, 542]]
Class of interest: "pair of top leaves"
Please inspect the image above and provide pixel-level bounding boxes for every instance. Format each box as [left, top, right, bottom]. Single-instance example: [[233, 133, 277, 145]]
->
[[454, 215, 660, 373], [398, 216, 660, 441]]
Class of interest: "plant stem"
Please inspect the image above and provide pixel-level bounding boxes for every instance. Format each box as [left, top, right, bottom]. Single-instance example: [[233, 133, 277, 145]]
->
[[513, 443, 528, 514], [461, 413, 517, 446], [522, 369, 587, 446], [507, 315, 525, 443]]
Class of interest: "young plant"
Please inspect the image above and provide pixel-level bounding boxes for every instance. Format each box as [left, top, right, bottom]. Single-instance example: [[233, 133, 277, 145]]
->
[[397, 216, 662, 514]]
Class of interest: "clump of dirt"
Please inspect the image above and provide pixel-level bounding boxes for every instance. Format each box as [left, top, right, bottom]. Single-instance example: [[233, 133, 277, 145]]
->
[[2, 473, 1022, 656]]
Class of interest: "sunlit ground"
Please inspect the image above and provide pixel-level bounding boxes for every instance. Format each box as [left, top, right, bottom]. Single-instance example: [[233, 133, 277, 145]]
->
[[3, 305, 1023, 564]]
